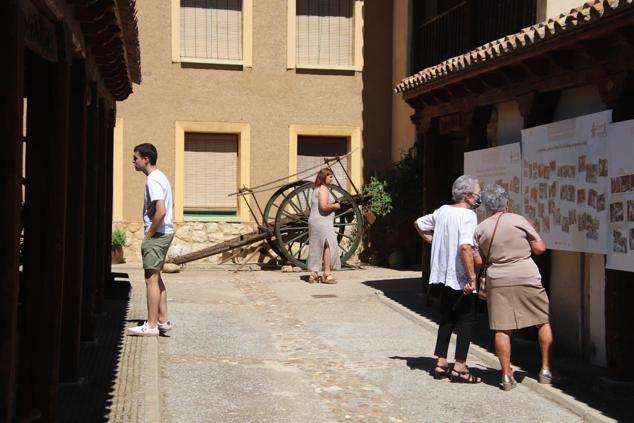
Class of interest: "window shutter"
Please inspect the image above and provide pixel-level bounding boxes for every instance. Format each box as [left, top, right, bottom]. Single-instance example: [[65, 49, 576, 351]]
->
[[296, 0, 353, 67], [184, 132, 238, 211], [181, 0, 243, 61], [297, 136, 349, 188]]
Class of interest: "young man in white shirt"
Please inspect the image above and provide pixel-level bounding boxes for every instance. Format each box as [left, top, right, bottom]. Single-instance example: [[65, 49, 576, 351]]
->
[[414, 174, 483, 383], [128, 143, 175, 336]]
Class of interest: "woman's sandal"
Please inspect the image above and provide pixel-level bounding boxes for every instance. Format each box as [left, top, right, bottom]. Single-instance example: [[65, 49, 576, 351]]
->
[[308, 273, 319, 284], [321, 274, 337, 284], [449, 368, 482, 384], [432, 365, 450, 380]]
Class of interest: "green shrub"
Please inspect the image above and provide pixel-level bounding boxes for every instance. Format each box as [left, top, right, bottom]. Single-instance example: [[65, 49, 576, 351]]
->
[[112, 228, 127, 246], [362, 176, 393, 217]]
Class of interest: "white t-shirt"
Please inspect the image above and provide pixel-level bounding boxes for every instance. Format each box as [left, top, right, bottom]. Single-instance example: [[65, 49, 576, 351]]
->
[[143, 169, 174, 235], [415, 205, 478, 290]]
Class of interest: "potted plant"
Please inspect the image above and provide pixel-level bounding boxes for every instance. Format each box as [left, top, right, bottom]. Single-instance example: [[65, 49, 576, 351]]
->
[[111, 227, 127, 264]]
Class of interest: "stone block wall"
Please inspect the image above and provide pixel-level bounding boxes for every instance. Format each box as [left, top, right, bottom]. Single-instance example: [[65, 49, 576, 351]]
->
[[112, 221, 259, 264]]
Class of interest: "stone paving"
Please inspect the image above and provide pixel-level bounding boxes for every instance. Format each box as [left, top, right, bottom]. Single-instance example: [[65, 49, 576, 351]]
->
[[112, 264, 595, 422]]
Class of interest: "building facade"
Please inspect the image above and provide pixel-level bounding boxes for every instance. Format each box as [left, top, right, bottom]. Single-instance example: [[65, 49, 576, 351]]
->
[[114, 0, 409, 263], [397, 0, 634, 377]]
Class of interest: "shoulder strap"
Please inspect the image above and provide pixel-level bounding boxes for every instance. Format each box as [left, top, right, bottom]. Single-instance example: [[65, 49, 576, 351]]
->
[[484, 212, 505, 266]]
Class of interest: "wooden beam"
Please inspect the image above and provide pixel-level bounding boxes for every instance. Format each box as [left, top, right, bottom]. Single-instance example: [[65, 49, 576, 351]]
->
[[522, 56, 551, 77], [431, 88, 451, 103], [546, 49, 579, 70], [577, 38, 613, 61], [446, 82, 468, 98], [499, 65, 528, 83], [479, 71, 506, 89], [462, 77, 485, 95]]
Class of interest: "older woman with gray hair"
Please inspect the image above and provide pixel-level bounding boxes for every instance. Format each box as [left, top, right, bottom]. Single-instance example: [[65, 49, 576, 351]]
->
[[414, 175, 482, 384], [474, 184, 554, 391]]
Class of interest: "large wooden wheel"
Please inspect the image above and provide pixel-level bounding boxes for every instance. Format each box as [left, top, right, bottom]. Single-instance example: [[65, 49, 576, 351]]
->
[[273, 182, 363, 269], [261, 180, 309, 257]]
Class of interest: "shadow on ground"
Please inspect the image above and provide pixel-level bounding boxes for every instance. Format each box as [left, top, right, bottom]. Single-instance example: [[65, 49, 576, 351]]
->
[[57, 272, 131, 423], [365, 277, 634, 422]]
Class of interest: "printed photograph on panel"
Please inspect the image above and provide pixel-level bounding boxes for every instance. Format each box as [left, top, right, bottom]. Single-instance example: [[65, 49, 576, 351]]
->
[[610, 202, 624, 222], [628, 200, 634, 222], [586, 163, 598, 183], [599, 158, 608, 177], [613, 230, 627, 253], [578, 155, 586, 172]]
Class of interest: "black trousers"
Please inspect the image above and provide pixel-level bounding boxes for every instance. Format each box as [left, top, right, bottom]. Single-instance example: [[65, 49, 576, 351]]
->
[[434, 285, 476, 362]]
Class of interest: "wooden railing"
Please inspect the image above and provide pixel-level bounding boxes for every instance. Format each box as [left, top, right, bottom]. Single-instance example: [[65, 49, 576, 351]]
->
[[414, 0, 537, 72]]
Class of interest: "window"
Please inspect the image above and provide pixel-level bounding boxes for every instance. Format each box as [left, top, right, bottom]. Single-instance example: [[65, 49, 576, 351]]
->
[[297, 136, 348, 187], [184, 132, 238, 216], [288, 0, 363, 70], [177, 0, 252, 65]]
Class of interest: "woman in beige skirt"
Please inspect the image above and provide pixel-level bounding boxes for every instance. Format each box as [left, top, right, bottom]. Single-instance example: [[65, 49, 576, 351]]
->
[[474, 184, 554, 391]]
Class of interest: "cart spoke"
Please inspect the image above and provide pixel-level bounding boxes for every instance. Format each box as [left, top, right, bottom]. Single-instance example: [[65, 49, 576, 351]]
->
[[282, 231, 308, 246]]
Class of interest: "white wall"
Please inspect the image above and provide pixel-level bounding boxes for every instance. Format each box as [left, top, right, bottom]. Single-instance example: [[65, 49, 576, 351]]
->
[[546, 0, 586, 19]]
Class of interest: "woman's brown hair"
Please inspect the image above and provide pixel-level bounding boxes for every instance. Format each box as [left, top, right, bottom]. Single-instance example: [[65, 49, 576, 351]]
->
[[314, 168, 333, 188]]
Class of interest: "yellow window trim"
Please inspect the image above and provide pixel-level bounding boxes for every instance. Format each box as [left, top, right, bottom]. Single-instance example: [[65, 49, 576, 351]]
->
[[287, 0, 364, 71], [288, 124, 362, 190], [171, 0, 253, 68], [175, 121, 251, 222]]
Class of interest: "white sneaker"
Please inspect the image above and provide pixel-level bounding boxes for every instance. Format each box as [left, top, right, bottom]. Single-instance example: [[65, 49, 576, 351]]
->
[[127, 322, 159, 337], [158, 320, 173, 333]]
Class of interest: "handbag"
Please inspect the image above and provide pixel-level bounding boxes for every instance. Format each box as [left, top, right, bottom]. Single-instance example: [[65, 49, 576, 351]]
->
[[478, 212, 504, 301]]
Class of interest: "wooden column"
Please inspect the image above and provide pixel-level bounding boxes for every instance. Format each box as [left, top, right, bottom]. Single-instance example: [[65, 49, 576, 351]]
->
[[104, 108, 116, 292], [0, 2, 24, 422], [94, 99, 108, 313], [81, 84, 99, 341], [20, 29, 71, 421], [604, 73, 634, 380], [59, 60, 89, 383]]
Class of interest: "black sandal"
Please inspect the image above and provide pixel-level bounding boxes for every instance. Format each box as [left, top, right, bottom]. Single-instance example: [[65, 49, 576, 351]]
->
[[449, 368, 482, 384], [433, 365, 450, 380]]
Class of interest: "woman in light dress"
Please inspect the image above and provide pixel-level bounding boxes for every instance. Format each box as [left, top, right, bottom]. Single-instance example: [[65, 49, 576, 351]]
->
[[307, 168, 341, 283]]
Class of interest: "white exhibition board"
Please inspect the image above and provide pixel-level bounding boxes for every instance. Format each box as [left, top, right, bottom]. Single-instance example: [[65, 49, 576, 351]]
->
[[607, 120, 634, 271], [464, 143, 522, 223], [521, 110, 611, 254]]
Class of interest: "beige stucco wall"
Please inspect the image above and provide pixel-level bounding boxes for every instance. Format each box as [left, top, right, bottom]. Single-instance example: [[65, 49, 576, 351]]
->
[[391, 0, 416, 161], [117, 0, 377, 221], [115, 0, 394, 262]]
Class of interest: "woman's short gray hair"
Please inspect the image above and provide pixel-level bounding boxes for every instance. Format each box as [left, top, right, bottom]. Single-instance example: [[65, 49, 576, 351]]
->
[[451, 174, 479, 203], [482, 184, 509, 212]]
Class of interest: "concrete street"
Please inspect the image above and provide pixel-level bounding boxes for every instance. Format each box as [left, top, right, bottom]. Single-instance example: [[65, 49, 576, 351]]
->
[[107, 264, 616, 422]]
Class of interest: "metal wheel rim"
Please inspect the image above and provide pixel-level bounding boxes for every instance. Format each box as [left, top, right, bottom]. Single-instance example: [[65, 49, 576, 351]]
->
[[273, 183, 362, 269], [262, 180, 309, 257]]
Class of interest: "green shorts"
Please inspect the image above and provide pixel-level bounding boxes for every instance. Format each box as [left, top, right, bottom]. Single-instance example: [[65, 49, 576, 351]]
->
[[141, 233, 174, 270]]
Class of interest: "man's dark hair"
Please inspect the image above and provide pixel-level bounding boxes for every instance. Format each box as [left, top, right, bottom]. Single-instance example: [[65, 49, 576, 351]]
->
[[134, 143, 158, 165]]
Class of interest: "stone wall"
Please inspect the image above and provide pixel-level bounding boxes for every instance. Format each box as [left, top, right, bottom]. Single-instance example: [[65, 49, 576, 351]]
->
[[113, 221, 259, 264]]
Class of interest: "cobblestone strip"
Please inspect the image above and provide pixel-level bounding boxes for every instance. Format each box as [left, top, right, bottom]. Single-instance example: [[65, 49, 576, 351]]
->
[[108, 284, 148, 422], [234, 276, 405, 423]]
